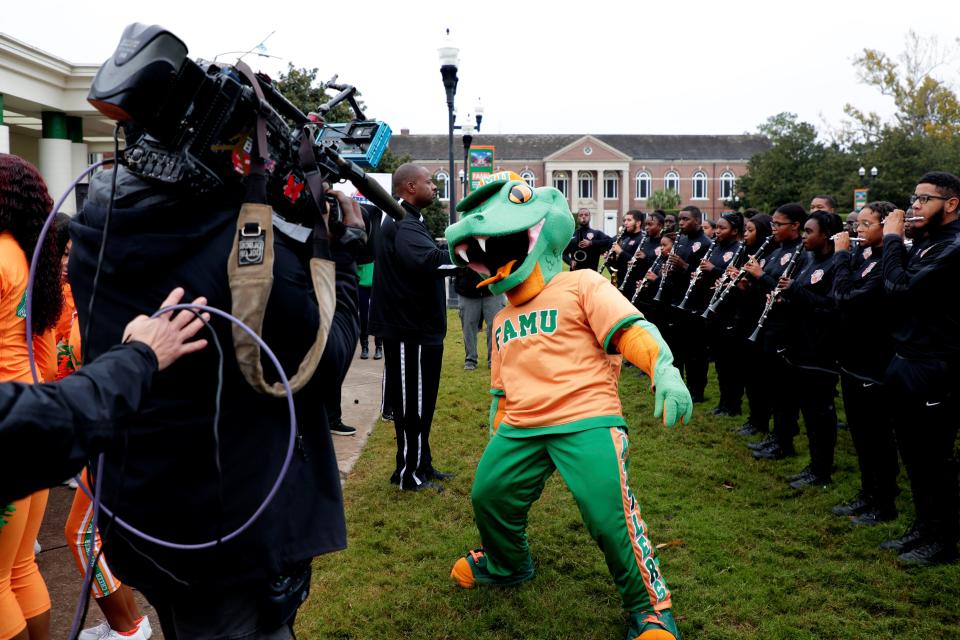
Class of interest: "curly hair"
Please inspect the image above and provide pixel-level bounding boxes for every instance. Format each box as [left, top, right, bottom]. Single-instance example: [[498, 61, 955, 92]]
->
[[0, 154, 63, 333]]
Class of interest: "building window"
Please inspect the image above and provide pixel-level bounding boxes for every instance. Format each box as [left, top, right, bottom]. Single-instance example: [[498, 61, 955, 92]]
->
[[692, 171, 708, 200], [636, 171, 651, 200], [603, 172, 619, 199], [553, 172, 568, 197], [664, 171, 680, 194], [435, 171, 450, 200], [578, 171, 593, 199], [520, 170, 536, 187], [719, 171, 735, 200]]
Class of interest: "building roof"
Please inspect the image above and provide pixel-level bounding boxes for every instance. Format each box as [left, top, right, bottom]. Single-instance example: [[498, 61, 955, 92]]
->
[[388, 133, 771, 162]]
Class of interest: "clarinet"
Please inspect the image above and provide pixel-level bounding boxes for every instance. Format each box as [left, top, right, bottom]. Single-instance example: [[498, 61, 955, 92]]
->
[[704, 242, 746, 312], [702, 235, 775, 319], [631, 252, 666, 304], [748, 247, 804, 343], [652, 242, 678, 302], [676, 241, 718, 311], [598, 226, 625, 279], [618, 230, 648, 291]]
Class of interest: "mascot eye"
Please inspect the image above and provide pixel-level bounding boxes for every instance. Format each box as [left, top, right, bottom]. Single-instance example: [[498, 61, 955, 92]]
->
[[508, 184, 534, 204]]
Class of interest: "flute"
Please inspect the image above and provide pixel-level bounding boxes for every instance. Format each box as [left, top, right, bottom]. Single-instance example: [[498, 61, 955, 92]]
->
[[653, 242, 678, 303]]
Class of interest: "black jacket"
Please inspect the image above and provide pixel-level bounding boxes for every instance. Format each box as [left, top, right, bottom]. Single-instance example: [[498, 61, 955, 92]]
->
[[564, 225, 612, 271], [832, 246, 894, 382], [68, 167, 358, 594], [368, 200, 453, 345], [0, 343, 157, 505], [882, 220, 960, 371]]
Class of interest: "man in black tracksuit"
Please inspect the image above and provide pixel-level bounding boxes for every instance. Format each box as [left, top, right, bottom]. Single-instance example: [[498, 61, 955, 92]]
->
[[69, 165, 361, 638], [369, 164, 455, 491], [563, 208, 612, 271], [665, 206, 712, 402], [879, 172, 960, 566]]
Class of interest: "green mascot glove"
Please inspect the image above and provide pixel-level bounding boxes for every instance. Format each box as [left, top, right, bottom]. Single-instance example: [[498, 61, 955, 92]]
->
[[652, 365, 693, 427], [615, 320, 693, 428]]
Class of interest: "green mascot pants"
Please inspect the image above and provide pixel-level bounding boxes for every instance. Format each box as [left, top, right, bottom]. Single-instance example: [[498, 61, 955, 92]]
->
[[471, 425, 672, 614]]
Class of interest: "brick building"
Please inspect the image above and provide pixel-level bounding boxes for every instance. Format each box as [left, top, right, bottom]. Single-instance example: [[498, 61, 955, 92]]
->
[[389, 133, 770, 234]]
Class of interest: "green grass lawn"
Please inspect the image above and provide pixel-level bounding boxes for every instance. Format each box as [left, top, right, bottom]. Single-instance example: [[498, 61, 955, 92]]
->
[[298, 310, 960, 640]]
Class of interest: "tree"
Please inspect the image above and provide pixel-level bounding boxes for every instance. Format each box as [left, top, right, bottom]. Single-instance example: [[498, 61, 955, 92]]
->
[[647, 188, 681, 211], [844, 31, 960, 143], [737, 113, 826, 212], [274, 64, 360, 122]]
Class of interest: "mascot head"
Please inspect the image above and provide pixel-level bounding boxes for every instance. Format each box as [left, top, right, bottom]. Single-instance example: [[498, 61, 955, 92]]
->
[[445, 171, 574, 298]]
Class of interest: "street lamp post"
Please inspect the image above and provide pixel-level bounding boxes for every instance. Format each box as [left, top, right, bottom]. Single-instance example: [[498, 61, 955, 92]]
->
[[461, 118, 474, 196], [858, 165, 879, 188], [438, 30, 460, 225]]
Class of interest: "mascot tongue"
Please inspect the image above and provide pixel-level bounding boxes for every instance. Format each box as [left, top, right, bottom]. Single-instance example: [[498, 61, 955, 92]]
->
[[478, 260, 518, 288]]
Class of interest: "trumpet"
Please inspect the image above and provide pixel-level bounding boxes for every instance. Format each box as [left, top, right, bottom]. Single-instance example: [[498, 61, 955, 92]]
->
[[702, 235, 775, 319], [748, 247, 804, 343], [631, 251, 666, 304], [599, 226, 625, 278], [618, 230, 648, 291], [653, 242, 678, 303], [676, 242, 718, 311]]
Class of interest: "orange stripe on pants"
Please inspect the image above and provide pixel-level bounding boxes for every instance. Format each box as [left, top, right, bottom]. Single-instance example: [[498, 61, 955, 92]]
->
[[64, 469, 121, 598]]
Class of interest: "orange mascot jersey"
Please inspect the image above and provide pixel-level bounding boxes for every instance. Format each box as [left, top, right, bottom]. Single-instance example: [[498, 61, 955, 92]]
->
[[491, 269, 640, 435]]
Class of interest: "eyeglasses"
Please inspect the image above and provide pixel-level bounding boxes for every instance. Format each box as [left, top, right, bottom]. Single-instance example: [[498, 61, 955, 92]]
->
[[856, 220, 879, 229], [909, 193, 951, 206], [771, 220, 797, 228]]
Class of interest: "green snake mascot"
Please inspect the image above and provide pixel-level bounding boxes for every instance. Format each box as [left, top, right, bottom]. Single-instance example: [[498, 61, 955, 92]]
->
[[445, 172, 692, 640]]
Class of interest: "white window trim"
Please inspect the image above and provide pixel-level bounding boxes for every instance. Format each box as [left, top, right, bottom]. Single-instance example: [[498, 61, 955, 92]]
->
[[603, 172, 618, 199], [692, 171, 708, 201], [664, 171, 680, 194], [435, 171, 450, 201], [635, 171, 651, 200], [719, 171, 736, 201], [520, 170, 536, 188], [553, 173, 569, 197], [578, 172, 594, 199]]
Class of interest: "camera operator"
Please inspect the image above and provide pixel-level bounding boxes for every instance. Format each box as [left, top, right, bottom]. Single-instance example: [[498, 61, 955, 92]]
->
[[68, 160, 365, 638]]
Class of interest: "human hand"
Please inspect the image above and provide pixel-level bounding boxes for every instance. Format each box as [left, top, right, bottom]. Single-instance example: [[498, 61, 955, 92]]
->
[[701, 259, 714, 272], [329, 190, 364, 230], [833, 232, 851, 252], [883, 209, 905, 237], [652, 365, 693, 427], [578, 239, 592, 249], [743, 258, 762, 278], [667, 255, 687, 271], [612, 243, 622, 255], [122, 288, 210, 370], [777, 277, 792, 290]]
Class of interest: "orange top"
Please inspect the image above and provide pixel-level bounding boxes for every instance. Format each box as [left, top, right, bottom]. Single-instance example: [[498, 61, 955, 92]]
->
[[491, 269, 641, 435], [55, 282, 76, 345], [0, 231, 34, 383]]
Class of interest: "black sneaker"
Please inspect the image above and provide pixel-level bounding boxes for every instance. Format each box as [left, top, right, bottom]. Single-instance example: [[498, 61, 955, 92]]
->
[[381, 409, 393, 421], [787, 466, 813, 483], [832, 494, 870, 516], [747, 435, 776, 451], [752, 442, 796, 460], [360, 345, 370, 359], [737, 422, 763, 437], [400, 480, 443, 493], [426, 469, 455, 481], [330, 422, 357, 436], [880, 524, 925, 552], [898, 540, 959, 566], [788, 469, 831, 489], [373, 346, 383, 360], [851, 506, 897, 526]]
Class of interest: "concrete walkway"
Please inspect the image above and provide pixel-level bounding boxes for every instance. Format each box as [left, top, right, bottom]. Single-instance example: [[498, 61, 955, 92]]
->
[[39, 345, 382, 639]]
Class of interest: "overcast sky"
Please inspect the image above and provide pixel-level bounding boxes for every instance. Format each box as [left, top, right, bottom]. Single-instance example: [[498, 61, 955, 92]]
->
[[4, 1, 958, 137]]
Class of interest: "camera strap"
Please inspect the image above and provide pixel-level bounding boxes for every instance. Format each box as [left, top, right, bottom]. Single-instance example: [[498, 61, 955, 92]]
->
[[227, 62, 335, 397]]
